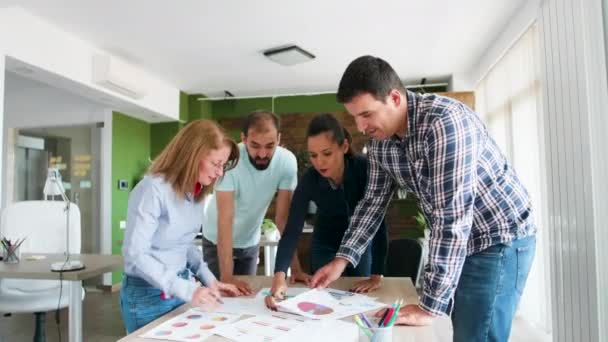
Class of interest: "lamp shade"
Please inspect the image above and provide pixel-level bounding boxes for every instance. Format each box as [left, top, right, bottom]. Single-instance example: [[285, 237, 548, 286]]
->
[[43, 168, 66, 198]]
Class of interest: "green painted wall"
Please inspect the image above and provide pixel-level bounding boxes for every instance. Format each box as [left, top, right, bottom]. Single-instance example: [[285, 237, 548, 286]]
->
[[208, 94, 344, 119], [211, 98, 273, 118], [179, 91, 189, 122], [209, 93, 344, 119], [274, 93, 344, 113], [207, 94, 343, 119], [189, 94, 213, 120], [111, 112, 151, 284], [150, 122, 181, 159]]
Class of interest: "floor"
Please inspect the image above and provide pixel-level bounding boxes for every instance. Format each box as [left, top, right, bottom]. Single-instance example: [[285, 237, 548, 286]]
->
[[0, 287, 124, 342]]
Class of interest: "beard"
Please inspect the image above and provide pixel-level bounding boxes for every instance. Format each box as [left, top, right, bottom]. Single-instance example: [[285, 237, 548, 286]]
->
[[248, 154, 271, 170]]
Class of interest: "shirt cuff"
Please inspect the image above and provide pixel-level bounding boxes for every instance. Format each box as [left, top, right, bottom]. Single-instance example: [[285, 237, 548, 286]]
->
[[170, 277, 198, 302], [198, 266, 217, 286], [419, 290, 451, 316], [335, 246, 360, 268]]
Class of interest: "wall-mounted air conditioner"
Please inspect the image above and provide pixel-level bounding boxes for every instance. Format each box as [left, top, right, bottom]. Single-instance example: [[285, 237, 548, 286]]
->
[[92, 54, 147, 99]]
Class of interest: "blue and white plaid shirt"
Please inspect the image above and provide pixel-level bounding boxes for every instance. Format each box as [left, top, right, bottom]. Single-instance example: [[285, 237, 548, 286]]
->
[[336, 90, 536, 316]]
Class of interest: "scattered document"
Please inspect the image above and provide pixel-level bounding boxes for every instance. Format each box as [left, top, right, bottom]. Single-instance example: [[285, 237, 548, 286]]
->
[[140, 309, 241, 342], [278, 289, 386, 320], [275, 319, 359, 342], [218, 287, 309, 316], [213, 314, 306, 342]]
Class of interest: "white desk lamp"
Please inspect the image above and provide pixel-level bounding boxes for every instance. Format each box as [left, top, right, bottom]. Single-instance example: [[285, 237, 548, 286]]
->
[[43, 168, 85, 272]]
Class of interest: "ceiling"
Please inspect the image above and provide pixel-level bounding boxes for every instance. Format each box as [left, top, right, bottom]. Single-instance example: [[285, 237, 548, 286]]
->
[[3, 0, 527, 97]]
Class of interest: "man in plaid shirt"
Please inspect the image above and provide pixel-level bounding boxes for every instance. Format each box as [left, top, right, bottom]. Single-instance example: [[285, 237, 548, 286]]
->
[[310, 56, 536, 342]]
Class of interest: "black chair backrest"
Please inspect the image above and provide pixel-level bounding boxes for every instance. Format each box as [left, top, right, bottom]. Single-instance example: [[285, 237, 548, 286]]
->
[[385, 238, 423, 283]]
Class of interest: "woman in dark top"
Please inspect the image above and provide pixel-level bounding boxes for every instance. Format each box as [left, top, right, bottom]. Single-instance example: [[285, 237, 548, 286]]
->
[[266, 113, 388, 309]]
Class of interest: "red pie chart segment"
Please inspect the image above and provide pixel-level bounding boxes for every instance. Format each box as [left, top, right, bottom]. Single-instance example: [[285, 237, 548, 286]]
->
[[296, 302, 334, 315]]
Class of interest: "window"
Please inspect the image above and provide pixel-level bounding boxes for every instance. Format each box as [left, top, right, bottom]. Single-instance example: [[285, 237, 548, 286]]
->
[[476, 22, 551, 334]]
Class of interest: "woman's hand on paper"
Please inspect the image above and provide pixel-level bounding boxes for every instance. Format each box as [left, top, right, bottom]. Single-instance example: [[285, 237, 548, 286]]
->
[[350, 274, 382, 293], [191, 286, 221, 312], [265, 272, 288, 311]]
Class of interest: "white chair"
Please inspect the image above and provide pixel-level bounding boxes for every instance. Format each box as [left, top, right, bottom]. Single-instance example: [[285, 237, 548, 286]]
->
[[0, 201, 85, 342]]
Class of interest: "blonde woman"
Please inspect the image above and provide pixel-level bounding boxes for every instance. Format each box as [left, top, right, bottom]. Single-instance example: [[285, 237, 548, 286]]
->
[[120, 119, 240, 333]]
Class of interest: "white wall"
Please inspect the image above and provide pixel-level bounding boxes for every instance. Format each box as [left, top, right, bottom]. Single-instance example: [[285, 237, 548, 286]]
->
[[5, 73, 108, 128], [450, 73, 474, 91], [469, 0, 542, 86], [0, 6, 180, 122]]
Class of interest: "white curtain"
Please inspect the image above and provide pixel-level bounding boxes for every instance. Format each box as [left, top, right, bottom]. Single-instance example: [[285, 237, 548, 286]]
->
[[476, 22, 552, 334]]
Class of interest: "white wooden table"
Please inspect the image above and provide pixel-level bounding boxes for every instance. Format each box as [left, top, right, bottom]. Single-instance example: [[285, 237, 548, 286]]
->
[[118, 275, 447, 341]]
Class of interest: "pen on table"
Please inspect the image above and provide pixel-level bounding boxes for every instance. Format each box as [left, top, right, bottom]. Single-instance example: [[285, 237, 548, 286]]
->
[[381, 300, 398, 327], [14, 237, 26, 250]]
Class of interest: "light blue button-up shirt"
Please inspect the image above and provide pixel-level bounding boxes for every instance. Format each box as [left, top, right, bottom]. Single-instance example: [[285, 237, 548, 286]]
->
[[122, 175, 216, 302]]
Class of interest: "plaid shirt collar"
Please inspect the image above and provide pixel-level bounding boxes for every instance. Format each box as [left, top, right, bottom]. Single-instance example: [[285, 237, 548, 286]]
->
[[390, 90, 418, 143]]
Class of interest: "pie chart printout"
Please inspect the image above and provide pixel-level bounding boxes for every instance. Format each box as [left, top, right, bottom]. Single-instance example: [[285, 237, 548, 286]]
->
[[296, 301, 334, 315]]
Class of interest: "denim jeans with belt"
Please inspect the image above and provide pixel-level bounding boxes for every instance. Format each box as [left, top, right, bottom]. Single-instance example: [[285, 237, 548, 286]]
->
[[451, 235, 536, 342], [119, 270, 189, 334]]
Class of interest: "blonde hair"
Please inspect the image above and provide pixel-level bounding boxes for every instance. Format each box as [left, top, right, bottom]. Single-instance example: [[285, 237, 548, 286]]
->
[[149, 119, 239, 202]]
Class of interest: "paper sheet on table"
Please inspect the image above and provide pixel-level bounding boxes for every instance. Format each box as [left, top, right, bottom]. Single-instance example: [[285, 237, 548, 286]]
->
[[322, 288, 378, 303], [217, 287, 309, 316], [278, 289, 386, 320], [275, 319, 359, 342], [255, 287, 310, 299], [140, 309, 241, 341], [213, 314, 307, 342]]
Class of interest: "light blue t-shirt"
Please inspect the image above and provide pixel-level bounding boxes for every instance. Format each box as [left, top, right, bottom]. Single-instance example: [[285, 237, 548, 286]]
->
[[203, 143, 298, 248]]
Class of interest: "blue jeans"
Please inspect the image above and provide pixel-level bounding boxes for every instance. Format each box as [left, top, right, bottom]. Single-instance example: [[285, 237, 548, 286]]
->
[[119, 272, 187, 334], [451, 235, 536, 342], [310, 241, 372, 276]]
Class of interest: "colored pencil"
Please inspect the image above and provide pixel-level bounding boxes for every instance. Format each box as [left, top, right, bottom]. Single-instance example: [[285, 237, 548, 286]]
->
[[360, 313, 373, 328], [387, 299, 403, 327], [354, 315, 372, 338]]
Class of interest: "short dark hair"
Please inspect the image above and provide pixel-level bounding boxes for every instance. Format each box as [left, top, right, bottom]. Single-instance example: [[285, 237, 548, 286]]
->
[[241, 110, 281, 136], [307, 113, 354, 156], [336, 55, 406, 104]]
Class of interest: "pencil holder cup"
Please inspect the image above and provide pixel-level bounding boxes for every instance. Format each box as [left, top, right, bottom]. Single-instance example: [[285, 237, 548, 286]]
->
[[358, 325, 393, 342], [2, 245, 21, 264]]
